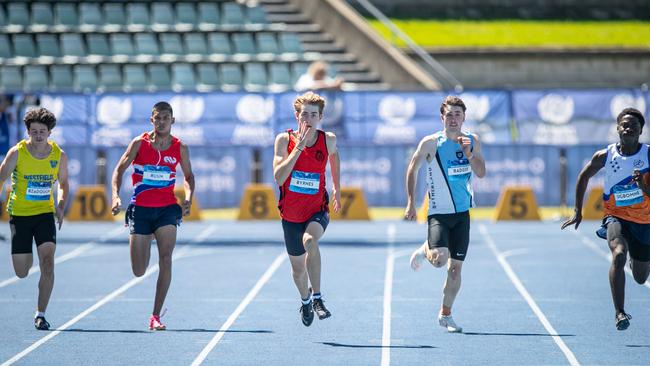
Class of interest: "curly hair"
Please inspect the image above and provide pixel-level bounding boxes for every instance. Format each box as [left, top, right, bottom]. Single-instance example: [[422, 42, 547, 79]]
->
[[23, 107, 56, 130], [293, 91, 325, 114]]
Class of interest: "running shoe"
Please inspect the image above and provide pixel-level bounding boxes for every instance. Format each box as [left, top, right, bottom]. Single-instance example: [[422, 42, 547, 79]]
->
[[438, 313, 462, 333], [615, 312, 632, 331], [34, 316, 50, 331], [409, 243, 426, 271], [300, 301, 314, 327], [313, 298, 331, 320], [149, 315, 166, 331]]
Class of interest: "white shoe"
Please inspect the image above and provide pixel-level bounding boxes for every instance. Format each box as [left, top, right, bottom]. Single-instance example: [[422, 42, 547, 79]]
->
[[438, 313, 462, 333], [409, 245, 426, 271]]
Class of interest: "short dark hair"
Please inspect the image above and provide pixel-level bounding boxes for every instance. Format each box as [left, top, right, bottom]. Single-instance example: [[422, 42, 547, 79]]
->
[[152, 101, 173, 116], [440, 95, 466, 114], [23, 107, 56, 130], [617, 107, 645, 129]]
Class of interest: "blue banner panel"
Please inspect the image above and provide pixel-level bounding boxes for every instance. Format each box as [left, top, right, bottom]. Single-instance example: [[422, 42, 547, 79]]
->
[[104, 145, 252, 209], [512, 89, 649, 144], [565, 144, 606, 206], [344, 91, 513, 145], [94, 93, 275, 146], [474, 145, 562, 206], [38, 94, 91, 124]]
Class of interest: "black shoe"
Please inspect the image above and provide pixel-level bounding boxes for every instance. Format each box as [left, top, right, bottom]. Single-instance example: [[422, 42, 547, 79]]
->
[[300, 301, 314, 327], [313, 298, 331, 320], [34, 316, 50, 331], [616, 312, 632, 331]]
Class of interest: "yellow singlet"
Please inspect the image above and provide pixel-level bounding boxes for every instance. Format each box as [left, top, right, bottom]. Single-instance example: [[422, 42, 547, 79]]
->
[[7, 140, 61, 216]]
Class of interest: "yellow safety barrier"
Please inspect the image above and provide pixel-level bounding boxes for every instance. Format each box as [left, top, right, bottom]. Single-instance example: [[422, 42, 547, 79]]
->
[[67, 185, 114, 221], [330, 187, 370, 220], [237, 184, 280, 220], [582, 186, 604, 220], [494, 186, 541, 221], [174, 188, 201, 221]]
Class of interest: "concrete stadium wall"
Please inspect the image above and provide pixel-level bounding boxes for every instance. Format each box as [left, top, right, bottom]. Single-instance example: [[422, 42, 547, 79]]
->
[[349, 0, 650, 19], [411, 48, 650, 88]]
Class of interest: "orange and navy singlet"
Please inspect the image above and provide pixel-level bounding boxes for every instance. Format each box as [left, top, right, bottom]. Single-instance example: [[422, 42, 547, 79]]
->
[[278, 129, 329, 223], [603, 143, 650, 224], [131, 133, 181, 207]]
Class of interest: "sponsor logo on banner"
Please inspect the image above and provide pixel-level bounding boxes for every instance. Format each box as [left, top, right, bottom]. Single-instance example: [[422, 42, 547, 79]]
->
[[192, 156, 237, 193], [49, 128, 66, 145], [610, 94, 646, 118], [232, 95, 274, 146], [97, 97, 132, 125], [340, 157, 392, 194], [40, 96, 64, 119], [538, 94, 574, 125], [460, 93, 490, 121], [375, 95, 417, 144], [170, 96, 204, 124]]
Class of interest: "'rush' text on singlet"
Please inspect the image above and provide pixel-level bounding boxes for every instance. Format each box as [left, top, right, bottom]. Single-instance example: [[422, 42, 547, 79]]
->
[[131, 133, 181, 207]]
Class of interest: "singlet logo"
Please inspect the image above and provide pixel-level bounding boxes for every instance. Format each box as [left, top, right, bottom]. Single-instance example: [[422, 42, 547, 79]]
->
[[633, 159, 644, 168], [163, 156, 177, 164], [49, 160, 57, 168], [315, 150, 325, 162], [456, 151, 464, 159]]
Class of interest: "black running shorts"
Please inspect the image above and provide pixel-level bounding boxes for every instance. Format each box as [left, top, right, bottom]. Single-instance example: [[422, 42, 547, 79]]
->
[[10, 213, 56, 254], [125, 203, 183, 235], [281, 211, 329, 256], [427, 211, 470, 261]]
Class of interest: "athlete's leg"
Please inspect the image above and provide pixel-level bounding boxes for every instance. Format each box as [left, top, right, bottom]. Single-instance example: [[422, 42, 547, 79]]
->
[[630, 259, 650, 284], [427, 247, 449, 268], [152, 225, 176, 316], [303, 221, 325, 294], [288, 253, 310, 299], [441, 258, 463, 315], [130, 234, 153, 277], [10, 219, 33, 278], [606, 221, 628, 315], [36, 242, 55, 313]]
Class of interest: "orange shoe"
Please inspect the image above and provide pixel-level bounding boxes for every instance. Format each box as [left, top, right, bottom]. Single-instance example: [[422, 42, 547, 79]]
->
[[149, 315, 166, 331]]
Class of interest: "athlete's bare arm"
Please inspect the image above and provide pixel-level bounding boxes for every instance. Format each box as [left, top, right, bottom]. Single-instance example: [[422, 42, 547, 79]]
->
[[404, 136, 437, 220], [0, 146, 19, 186], [111, 137, 143, 215], [464, 133, 486, 178], [273, 126, 310, 186], [325, 132, 341, 213], [561, 149, 607, 230], [55, 151, 70, 229], [179, 142, 195, 216]]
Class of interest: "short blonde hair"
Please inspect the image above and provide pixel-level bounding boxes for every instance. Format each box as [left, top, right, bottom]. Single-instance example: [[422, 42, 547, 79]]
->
[[293, 91, 326, 114]]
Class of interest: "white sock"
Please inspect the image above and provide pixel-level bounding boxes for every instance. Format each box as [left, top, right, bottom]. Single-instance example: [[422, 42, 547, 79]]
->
[[35, 311, 45, 318]]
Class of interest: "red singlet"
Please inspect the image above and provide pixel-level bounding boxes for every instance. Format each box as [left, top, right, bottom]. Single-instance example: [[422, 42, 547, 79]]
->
[[278, 129, 329, 223], [130, 132, 181, 207]]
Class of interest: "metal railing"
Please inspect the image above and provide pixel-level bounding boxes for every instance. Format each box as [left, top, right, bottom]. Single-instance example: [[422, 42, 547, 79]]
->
[[354, 0, 463, 92]]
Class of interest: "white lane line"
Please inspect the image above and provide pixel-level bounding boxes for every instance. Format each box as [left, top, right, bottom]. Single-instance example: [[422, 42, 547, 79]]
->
[[1, 245, 191, 366], [380, 248, 395, 366], [1, 223, 218, 366], [570, 230, 650, 289], [479, 224, 580, 366], [0, 226, 125, 288], [191, 252, 286, 366], [191, 224, 219, 243]]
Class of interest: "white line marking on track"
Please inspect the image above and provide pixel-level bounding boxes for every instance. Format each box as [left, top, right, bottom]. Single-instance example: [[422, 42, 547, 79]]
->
[[191, 224, 219, 243], [570, 230, 650, 289], [191, 252, 286, 366], [0, 226, 124, 288], [479, 224, 581, 366], [381, 248, 395, 366], [1, 245, 191, 366]]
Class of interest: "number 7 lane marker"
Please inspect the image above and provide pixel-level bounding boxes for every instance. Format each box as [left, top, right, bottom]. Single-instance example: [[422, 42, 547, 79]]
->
[[191, 252, 286, 366], [479, 224, 580, 366], [0, 226, 124, 288], [0, 223, 218, 366]]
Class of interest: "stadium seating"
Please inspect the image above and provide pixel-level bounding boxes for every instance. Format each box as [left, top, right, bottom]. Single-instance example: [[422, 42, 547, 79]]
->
[[0, 1, 384, 92]]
